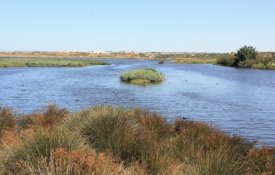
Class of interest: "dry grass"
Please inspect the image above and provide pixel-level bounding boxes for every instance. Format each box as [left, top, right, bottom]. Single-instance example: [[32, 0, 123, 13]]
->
[[27, 104, 69, 128], [0, 107, 15, 136], [14, 148, 144, 175], [0, 105, 274, 175], [0, 107, 16, 146], [175, 57, 217, 64]]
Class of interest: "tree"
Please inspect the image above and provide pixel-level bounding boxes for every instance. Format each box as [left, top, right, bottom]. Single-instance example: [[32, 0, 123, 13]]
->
[[231, 46, 258, 67]]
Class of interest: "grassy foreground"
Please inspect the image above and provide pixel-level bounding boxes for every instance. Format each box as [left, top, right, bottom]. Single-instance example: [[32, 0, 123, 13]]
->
[[0, 105, 274, 175], [0, 58, 109, 68], [120, 69, 164, 85]]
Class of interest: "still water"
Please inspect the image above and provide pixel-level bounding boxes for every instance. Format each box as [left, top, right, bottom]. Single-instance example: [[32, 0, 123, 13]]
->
[[0, 59, 275, 146]]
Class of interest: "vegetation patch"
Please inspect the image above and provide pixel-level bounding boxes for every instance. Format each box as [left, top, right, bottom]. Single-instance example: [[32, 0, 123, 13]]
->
[[0, 105, 274, 175], [120, 68, 164, 85], [217, 46, 275, 70], [0, 58, 109, 68]]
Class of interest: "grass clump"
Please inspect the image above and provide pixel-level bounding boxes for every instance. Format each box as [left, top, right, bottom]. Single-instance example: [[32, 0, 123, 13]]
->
[[0, 107, 15, 144], [1, 127, 87, 174], [67, 106, 275, 175], [0, 58, 109, 68], [27, 104, 69, 128], [23, 148, 143, 175], [120, 68, 164, 85], [0, 105, 274, 175]]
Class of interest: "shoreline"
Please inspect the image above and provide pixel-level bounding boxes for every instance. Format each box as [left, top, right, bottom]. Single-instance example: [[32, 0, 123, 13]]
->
[[1, 52, 275, 70]]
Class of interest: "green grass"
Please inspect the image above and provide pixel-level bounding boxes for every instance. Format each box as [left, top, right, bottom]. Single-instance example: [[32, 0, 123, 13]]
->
[[120, 68, 164, 85], [0, 105, 274, 175], [0, 58, 109, 68]]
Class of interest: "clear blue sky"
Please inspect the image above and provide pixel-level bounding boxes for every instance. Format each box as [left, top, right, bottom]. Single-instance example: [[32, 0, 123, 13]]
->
[[0, 0, 274, 52]]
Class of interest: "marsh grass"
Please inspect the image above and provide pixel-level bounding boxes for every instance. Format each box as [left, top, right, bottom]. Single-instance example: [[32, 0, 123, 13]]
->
[[120, 68, 164, 85], [0, 105, 274, 175], [0, 107, 15, 139], [22, 148, 144, 175], [1, 127, 86, 174], [0, 58, 109, 68], [175, 57, 217, 64], [67, 106, 275, 175]]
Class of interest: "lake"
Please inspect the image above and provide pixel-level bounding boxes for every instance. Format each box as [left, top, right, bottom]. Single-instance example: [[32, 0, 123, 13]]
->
[[0, 59, 275, 146]]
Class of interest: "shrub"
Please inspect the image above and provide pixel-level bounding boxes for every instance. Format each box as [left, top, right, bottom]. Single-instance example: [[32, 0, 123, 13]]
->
[[231, 46, 258, 67], [235, 45, 257, 62], [120, 69, 164, 85], [217, 46, 261, 68], [216, 55, 235, 66]]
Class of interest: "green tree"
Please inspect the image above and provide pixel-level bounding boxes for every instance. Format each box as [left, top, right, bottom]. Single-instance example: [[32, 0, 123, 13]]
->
[[231, 45, 258, 67]]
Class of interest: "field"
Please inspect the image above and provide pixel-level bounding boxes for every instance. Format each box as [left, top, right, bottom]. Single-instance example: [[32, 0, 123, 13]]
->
[[0, 105, 274, 175]]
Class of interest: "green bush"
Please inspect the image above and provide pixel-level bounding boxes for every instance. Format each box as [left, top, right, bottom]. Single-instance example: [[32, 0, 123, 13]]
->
[[235, 46, 257, 62], [231, 46, 258, 67], [120, 69, 164, 85]]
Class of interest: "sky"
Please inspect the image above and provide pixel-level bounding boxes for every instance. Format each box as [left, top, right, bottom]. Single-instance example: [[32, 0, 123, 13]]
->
[[0, 0, 274, 52]]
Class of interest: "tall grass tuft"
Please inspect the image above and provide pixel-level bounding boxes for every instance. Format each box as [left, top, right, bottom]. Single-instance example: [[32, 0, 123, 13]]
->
[[67, 106, 275, 175], [21, 148, 144, 175], [0, 107, 15, 139], [25, 104, 69, 129], [1, 126, 86, 174]]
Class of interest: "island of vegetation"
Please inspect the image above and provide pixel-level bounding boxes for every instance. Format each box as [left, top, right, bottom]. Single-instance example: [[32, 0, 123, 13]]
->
[[0, 58, 109, 68], [0, 105, 274, 174], [217, 46, 275, 70], [120, 68, 165, 85]]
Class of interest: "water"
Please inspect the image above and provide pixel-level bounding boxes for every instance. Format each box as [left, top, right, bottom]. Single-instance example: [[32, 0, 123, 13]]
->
[[1, 59, 275, 146]]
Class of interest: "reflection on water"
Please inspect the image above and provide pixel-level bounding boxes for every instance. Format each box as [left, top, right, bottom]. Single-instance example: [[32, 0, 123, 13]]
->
[[0, 59, 275, 146]]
